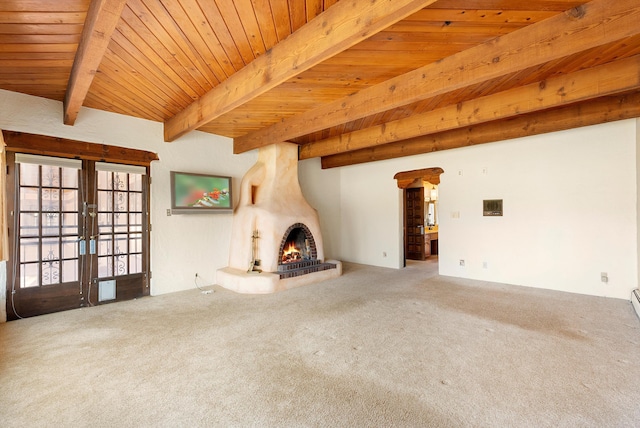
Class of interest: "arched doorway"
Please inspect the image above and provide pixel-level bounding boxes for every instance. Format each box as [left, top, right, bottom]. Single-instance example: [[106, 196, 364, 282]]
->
[[394, 167, 444, 265]]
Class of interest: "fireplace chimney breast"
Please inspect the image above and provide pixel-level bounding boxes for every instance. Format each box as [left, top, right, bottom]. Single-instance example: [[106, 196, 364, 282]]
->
[[218, 143, 340, 294], [228, 143, 325, 274]]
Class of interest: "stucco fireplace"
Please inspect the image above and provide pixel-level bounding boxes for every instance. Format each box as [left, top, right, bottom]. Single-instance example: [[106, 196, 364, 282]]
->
[[217, 142, 341, 293]]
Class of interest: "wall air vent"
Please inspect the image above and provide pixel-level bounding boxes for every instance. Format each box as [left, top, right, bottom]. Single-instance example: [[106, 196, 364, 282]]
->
[[483, 199, 503, 216]]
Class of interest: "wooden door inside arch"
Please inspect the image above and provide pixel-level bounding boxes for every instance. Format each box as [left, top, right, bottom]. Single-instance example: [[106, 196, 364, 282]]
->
[[405, 186, 425, 260], [394, 167, 444, 265]]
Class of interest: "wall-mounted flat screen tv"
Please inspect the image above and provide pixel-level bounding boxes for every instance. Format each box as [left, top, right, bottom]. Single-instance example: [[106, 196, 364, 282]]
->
[[170, 171, 232, 213]]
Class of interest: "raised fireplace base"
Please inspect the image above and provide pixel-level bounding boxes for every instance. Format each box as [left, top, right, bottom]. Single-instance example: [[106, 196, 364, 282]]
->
[[217, 260, 342, 294]]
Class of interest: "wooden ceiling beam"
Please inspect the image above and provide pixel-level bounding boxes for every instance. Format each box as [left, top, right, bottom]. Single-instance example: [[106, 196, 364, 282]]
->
[[300, 54, 640, 159], [63, 0, 127, 125], [234, 0, 640, 154], [2, 130, 159, 166], [163, 0, 439, 143], [320, 91, 640, 169]]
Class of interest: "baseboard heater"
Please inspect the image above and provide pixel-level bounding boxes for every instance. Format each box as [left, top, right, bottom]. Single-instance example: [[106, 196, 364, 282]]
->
[[632, 289, 640, 320]]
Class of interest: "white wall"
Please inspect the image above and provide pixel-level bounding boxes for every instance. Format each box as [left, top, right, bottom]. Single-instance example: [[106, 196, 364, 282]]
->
[[1, 89, 638, 302], [300, 120, 638, 299], [0, 89, 257, 296], [298, 157, 341, 259], [339, 159, 405, 269]]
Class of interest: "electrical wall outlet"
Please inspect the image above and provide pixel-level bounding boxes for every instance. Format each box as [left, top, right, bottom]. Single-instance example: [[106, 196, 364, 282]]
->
[[459, 259, 465, 267], [601, 272, 608, 283], [483, 262, 488, 269]]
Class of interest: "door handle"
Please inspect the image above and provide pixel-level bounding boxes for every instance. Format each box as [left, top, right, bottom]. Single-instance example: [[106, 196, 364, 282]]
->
[[89, 235, 98, 255], [78, 236, 86, 256]]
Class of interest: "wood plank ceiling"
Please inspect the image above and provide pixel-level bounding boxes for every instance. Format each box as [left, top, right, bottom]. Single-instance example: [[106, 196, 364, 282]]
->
[[1, 0, 639, 168]]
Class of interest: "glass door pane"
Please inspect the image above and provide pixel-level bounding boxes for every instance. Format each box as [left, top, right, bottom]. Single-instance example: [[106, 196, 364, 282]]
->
[[96, 170, 145, 278], [17, 162, 80, 288]]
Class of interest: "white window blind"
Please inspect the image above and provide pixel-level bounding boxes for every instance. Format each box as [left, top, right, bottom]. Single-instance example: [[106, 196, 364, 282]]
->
[[95, 162, 146, 175], [15, 153, 82, 169]]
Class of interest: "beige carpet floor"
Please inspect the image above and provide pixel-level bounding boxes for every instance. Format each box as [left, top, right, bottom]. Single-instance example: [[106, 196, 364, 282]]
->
[[1, 259, 639, 427]]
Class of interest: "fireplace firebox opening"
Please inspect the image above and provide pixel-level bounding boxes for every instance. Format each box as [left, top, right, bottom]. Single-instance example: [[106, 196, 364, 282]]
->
[[279, 223, 317, 265], [276, 222, 335, 279]]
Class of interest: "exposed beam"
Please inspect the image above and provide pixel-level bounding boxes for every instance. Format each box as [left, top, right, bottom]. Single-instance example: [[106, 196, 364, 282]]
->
[[320, 91, 640, 169], [300, 55, 640, 159], [163, 0, 439, 142], [234, 0, 640, 154], [2, 130, 159, 166], [63, 0, 127, 125]]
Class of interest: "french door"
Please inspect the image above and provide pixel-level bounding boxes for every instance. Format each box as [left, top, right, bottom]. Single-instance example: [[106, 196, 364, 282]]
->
[[6, 153, 150, 319]]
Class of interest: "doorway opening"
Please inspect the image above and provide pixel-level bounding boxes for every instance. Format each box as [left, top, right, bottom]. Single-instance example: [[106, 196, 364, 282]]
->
[[394, 167, 444, 267]]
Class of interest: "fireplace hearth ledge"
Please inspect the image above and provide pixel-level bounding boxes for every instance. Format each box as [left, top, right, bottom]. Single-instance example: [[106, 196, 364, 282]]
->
[[217, 260, 342, 294]]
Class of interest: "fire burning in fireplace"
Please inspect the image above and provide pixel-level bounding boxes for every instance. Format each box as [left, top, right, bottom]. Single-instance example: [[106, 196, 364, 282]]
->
[[282, 242, 302, 263], [281, 237, 312, 264]]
